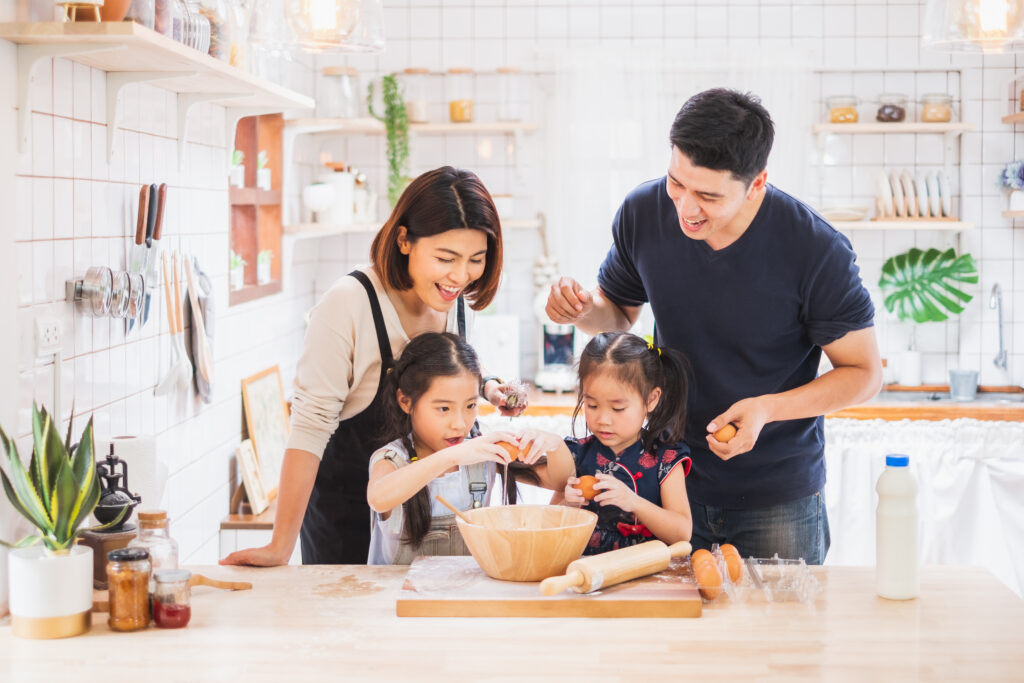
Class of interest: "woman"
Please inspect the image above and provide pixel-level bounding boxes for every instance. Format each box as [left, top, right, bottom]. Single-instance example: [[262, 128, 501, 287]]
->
[[221, 167, 524, 566]]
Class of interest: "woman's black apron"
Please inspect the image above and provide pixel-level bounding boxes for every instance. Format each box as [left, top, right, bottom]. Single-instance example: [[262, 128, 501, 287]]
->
[[299, 270, 465, 564]]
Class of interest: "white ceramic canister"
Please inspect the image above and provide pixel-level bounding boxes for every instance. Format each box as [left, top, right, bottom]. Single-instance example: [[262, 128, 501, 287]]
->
[[318, 169, 355, 226]]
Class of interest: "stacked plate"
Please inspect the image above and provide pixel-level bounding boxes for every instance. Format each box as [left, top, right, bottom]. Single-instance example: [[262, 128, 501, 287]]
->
[[876, 169, 951, 218]]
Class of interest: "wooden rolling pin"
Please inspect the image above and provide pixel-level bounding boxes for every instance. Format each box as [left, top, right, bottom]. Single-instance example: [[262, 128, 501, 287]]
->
[[539, 540, 692, 595]]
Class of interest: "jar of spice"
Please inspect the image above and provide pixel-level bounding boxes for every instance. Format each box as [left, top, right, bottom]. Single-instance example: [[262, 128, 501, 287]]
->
[[403, 68, 430, 124], [497, 66, 523, 122], [876, 93, 907, 122], [317, 67, 360, 119], [107, 548, 151, 632], [920, 93, 953, 123], [826, 95, 859, 124], [153, 569, 192, 629], [447, 68, 474, 123], [200, 0, 231, 61], [128, 509, 179, 591]]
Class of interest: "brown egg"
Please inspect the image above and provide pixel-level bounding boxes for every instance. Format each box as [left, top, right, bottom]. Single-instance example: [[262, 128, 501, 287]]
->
[[496, 441, 519, 461], [720, 543, 743, 582], [574, 475, 599, 501], [713, 422, 738, 443], [691, 549, 722, 599]]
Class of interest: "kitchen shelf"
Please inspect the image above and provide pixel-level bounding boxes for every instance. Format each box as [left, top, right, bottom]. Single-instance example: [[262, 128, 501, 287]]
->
[[229, 280, 282, 306], [0, 21, 313, 163], [283, 222, 379, 238], [812, 122, 974, 134], [1003, 211, 1024, 218], [285, 118, 539, 136], [832, 220, 974, 231], [230, 187, 282, 206], [1003, 112, 1024, 124]]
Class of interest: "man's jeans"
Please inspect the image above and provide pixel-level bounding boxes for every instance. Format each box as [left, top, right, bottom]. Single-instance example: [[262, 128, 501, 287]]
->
[[689, 490, 831, 565]]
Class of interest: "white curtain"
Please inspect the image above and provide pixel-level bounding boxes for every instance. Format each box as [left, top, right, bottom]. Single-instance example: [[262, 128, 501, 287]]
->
[[539, 45, 814, 291]]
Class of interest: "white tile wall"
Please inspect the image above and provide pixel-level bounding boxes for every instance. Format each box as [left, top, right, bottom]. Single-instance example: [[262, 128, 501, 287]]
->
[[6, 0, 1024, 561]]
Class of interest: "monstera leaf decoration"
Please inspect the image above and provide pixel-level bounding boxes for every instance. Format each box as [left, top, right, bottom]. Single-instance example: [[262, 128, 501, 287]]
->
[[879, 248, 978, 323]]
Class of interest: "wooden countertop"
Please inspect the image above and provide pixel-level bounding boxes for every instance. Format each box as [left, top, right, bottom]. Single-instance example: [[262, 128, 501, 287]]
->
[[480, 385, 1024, 422], [2, 565, 1021, 679]]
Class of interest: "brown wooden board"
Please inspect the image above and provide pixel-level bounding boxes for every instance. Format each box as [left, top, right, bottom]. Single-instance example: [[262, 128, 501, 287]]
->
[[396, 555, 702, 618]]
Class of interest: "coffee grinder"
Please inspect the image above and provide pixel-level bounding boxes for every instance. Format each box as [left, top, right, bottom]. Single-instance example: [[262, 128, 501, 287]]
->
[[79, 445, 142, 589]]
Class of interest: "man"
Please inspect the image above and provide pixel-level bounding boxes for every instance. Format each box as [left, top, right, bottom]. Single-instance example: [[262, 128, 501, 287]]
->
[[546, 88, 881, 564]]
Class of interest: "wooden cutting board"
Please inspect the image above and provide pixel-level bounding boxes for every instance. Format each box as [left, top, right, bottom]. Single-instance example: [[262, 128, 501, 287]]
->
[[396, 555, 702, 618]]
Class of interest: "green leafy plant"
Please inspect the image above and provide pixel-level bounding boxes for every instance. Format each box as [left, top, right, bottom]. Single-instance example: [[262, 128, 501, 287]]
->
[[879, 247, 978, 323], [230, 250, 247, 270], [367, 73, 410, 207], [1, 404, 122, 553], [232, 149, 244, 167], [257, 150, 268, 170], [257, 249, 273, 266]]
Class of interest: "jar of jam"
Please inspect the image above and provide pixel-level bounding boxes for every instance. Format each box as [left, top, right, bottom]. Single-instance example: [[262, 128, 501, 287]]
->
[[153, 569, 192, 629], [876, 93, 907, 122], [447, 67, 474, 123], [921, 93, 953, 123], [107, 548, 151, 632], [826, 95, 859, 123]]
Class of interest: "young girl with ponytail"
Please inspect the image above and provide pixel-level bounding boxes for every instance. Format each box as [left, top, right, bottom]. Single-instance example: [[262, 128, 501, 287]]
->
[[558, 331, 693, 555], [366, 332, 573, 565]]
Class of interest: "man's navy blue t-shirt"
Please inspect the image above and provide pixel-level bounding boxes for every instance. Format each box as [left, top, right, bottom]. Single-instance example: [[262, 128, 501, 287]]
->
[[597, 179, 874, 509]]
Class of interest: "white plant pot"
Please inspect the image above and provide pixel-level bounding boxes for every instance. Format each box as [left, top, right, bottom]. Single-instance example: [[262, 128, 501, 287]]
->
[[896, 350, 922, 387], [257, 261, 271, 284], [1009, 190, 1024, 212], [9, 545, 93, 638], [257, 168, 272, 191], [229, 164, 245, 188], [230, 267, 245, 291], [0, 545, 8, 618]]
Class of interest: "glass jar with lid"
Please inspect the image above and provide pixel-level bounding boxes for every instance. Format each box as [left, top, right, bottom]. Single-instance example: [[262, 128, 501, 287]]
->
[[920, 93, 953, 123], [403, 68, 430, 124], [107, 548, 151, 632], [447, 67, 474, 123], [497, 66, 523, 122], [200, 0, 231, 61], [876, 93, 907, 122], [126, 0, 156, 29], [826, 95, 859, 124], [128, 509, 179, 591], [317, 66, 361, 119], [153, 569, 192, 629]]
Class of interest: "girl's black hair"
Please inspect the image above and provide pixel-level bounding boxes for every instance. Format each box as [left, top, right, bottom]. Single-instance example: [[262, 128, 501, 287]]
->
[[573, 332, 690, 454], [378, 332, 533, 549]]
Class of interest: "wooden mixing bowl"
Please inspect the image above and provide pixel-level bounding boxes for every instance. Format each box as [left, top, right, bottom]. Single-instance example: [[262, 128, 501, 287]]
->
[[456, 505, 597, 582]]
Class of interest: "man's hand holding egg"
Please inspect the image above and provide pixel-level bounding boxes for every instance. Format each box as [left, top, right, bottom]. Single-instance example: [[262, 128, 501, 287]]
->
[[706, 396, 772, 460]]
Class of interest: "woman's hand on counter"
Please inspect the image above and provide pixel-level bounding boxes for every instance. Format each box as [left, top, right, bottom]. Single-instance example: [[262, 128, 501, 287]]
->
[[220, 542, 292, 567]]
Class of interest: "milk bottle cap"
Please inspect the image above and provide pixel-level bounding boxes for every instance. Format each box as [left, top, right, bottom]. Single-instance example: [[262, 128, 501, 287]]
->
[[885, 454, 909, 467]]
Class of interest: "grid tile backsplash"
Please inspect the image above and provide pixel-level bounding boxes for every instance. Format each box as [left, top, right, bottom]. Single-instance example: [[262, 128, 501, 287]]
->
[[4, 0, 1024, 562]]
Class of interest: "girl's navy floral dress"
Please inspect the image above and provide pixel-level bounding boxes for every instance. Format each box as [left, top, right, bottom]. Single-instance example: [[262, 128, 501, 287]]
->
[[566, 435, 691, 555]]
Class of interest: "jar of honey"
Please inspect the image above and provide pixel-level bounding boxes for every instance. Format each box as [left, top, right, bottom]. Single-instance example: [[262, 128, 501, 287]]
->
[[826, 95, 859, 124], [920, 93, 953, 123], [447, 67, 474, 123], [876, 93, 907, 122], [107, 548, 151, 632]]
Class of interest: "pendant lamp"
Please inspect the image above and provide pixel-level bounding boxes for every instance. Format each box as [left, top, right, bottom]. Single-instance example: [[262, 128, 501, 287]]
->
[[284, 0, 384, 53], [923, 0, 1024, 52]]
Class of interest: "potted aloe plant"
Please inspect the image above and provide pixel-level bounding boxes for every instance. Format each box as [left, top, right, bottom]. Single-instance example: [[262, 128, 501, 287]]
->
[[878, 247, 978, 387], [230, 149, 245, 188], [1, 404, 123, 638], [257, 249, 273, 285], [230, 250, 247, 290]]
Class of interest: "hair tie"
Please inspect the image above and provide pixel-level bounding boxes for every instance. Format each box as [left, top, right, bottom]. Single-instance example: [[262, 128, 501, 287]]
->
[[647, 340, 661, 356]]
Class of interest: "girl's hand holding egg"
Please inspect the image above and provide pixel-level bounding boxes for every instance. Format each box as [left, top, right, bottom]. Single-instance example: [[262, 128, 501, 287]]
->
[[591, 472, 640, 512], [514, 428, 561, 465], [448, 431, 518, 467], [563, 477, 587, 507]]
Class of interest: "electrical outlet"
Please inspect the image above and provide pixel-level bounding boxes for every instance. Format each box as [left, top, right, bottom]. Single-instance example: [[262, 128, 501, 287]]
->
[[34, 316, 62, 358]]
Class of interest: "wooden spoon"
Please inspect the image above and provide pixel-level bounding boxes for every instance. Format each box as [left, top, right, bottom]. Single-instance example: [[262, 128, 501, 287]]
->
[[189, 573, 252, 591], [435, 495, 474, 525]]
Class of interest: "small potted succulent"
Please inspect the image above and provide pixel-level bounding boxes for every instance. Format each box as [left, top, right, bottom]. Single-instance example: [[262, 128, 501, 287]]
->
[[879, 247, 978, 386], [2, 404, 124, 638], [229, 149, 245, 188], [230, 250, 247, 290], [257, 249, 273, 285], [256, 150, 271, 191], [999, 160, 1024, 212]]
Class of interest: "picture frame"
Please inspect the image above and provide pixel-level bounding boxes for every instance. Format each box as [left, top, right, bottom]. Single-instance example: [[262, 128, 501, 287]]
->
[[241, 365, 289, 497], [235, 439, 269, 516]]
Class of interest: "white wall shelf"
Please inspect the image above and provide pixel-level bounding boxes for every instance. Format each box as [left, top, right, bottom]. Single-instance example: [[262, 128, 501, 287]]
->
[[1003, 211, 1024, 218], [812, 122, 974, 135], [285, 118, 539, 136], [1003, 112, 1024, 124], [832, 220, 974, 231], [0, 21, 313, 163]]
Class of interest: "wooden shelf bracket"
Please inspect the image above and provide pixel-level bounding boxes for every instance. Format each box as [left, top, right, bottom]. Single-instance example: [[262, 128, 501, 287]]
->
[[16, 42, 123, 153]]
